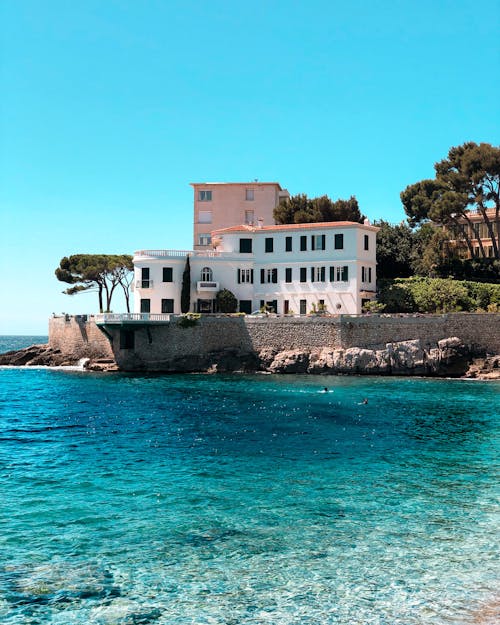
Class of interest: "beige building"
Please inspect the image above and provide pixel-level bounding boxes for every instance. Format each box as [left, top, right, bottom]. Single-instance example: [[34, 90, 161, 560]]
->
[[191, 182, 289, 250], [443, 207, 499, 259]]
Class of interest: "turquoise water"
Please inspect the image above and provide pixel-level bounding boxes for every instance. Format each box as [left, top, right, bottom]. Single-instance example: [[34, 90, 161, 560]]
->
[[0, 340, 499, 624]]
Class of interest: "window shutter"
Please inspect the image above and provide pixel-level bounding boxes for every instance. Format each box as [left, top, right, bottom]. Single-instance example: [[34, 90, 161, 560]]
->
[[237, 269, 241, 284], [260, 269, 265, 284], [300, 267, 306, 282], [250, 269, 254, 284], [311, 235, 315, 251], [311, 267, 315, 282], [300, 236, 307, 251], [321, 235, 326, 250], [330, 266, 335, 282], [321, 266, 325, 282], [342, 266, 348, 281], [272, 268, 277, 283]]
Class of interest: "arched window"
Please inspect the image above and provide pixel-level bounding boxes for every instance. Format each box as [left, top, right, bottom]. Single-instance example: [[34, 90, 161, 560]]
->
[[201, 267, 213, 281]]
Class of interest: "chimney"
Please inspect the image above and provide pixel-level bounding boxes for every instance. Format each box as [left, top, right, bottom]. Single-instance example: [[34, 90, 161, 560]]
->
[[257, 218, 263, 229]]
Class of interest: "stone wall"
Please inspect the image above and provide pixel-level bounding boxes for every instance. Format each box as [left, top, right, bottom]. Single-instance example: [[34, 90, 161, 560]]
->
[[338, 313, 500, 353], [48, 316, 114, 360], [48, 312, 500, 371]]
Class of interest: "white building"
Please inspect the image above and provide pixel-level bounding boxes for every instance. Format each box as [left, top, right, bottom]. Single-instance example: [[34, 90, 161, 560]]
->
[[133, 220, 378, 316]]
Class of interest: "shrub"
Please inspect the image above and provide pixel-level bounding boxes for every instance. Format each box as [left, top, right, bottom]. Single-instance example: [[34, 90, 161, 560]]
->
[[177, 313, 201, 328], [216, 289, 238, 313], [362, 300, 386, 313]]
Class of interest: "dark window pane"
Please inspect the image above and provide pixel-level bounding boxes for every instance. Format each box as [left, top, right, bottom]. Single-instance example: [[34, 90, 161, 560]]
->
[[140, 299, 151, 313], [163, 267, 173, 282], [265, 237, 274, 253], [300, 267, 307, 282], [285, 236, 292, 252], [239, 238, 252, 253], [300, 235, 307, 251], [161, 299, 174, 313], [334, 234, 344, 249], [285, 268, 292, 283]]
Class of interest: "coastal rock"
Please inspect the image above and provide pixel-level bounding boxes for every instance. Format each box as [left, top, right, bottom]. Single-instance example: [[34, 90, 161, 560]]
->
[[0, 344, 69, 367], [464, 355, 500, 380], [267, 350, 310, 373], [261, 337, 472, 377]]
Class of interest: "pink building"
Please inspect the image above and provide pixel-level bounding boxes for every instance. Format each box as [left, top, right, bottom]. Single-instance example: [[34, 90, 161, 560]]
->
[[191, 182, 289, 250]]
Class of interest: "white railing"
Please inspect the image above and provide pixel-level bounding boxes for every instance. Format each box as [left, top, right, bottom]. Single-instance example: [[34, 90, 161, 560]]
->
[[134, 249, 241, 259], [95, 313, 172, 323], [197, 281, 219, 291]]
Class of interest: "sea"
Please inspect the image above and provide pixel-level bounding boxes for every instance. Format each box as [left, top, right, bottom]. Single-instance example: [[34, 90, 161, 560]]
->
[[0, 335, 498, 624]]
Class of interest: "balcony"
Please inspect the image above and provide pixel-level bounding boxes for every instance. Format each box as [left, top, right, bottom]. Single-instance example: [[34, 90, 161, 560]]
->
[[197, 281, 219, 292], [136, 280, 154, 289]]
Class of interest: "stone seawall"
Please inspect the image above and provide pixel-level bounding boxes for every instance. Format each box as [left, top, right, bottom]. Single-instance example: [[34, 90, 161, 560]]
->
[[42, 312, 500, 374], [48, 316, 114, 361]]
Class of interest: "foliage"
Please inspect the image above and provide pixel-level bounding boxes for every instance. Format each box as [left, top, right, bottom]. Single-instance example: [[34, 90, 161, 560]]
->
[[181, 256, 191, 314], [374, 220, 414, 279], [55, 254, 133, 313], [215, 288, 238, 313], [177, 313, 201, 328], [434, 258, 500, 283], [362, 300, 386, 313], [378, 277, 500, 313], [274, 194, 365, 224], [400, 142, 500, 259]]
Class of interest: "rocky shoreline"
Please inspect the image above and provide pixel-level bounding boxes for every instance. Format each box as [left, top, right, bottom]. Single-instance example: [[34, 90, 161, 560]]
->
[[1, 338, 499, 379]]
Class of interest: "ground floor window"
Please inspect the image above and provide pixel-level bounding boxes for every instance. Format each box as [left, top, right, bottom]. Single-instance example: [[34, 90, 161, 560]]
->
[[284, 300, 289, 314], [239, 300, 252, 314], [197, 299, 215, 313], [161, 299, 174, 313], [140, 299, 151, 313]]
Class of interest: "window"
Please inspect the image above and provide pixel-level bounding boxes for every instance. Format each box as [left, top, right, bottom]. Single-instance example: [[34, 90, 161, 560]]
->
[[334, 233, 344, 249], [163, 267, 173, 282], [198, 234, 212, 246], [285, 268, 292, 283], [161, 299, 174, 313], [141, 267, 150, 288], [311, 234, 326, 250], [310, 266, 326, 282], [239, 300, 252, 314], [245, 210, 254, 225], [260, 268, 277, 283], [239, 238, 253, 253], [300, 267, 307, 282], [198, 190, 212, 201], [329, 266, 335, 281], [245, 189, 254, 201], [300, 235, 307, 251], [285, 236, 292, 252], [362, 266, 372, 283], [237, 268, 253, 283], [284, 300, 289, 314], [201, 267, 213, 281], [140, 299, 151, 313], [364, 234, 369, 251], [198, 210, 212, 224], [265, 237, 274, 253], [335, 266, 348, 281], [300, 299, 307, 315]]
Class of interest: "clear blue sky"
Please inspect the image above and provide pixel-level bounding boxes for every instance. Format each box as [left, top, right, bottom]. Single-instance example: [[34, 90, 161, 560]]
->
[[1, 0, 499, 334]]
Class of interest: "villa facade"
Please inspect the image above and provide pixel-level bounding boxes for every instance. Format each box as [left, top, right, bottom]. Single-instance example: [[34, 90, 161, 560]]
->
[[133, 220, 378, 316], [442, 207, 499, 259]]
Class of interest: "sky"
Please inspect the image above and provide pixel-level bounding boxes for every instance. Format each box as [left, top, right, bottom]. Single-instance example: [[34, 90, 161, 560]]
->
[[1, 0, 499, 334]]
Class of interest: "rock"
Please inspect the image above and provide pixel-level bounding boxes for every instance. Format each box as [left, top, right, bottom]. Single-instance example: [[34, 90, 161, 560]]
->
[[268, 350, 310, 373], [465, 355, 500, 380]]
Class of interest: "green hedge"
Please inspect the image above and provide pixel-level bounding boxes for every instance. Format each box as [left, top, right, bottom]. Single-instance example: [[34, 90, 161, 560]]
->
[[378, 277, 500, 313]]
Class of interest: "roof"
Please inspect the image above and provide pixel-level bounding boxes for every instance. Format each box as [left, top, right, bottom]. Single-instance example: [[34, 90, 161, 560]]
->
[[190, 181, 285, 190], [212, 221, 379, 234]]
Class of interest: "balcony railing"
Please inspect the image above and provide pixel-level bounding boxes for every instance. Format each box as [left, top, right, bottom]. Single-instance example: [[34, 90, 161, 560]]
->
[[136, 280, 154, 289], [95, 313, 172, 324], [197, 281, 219, 292]]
